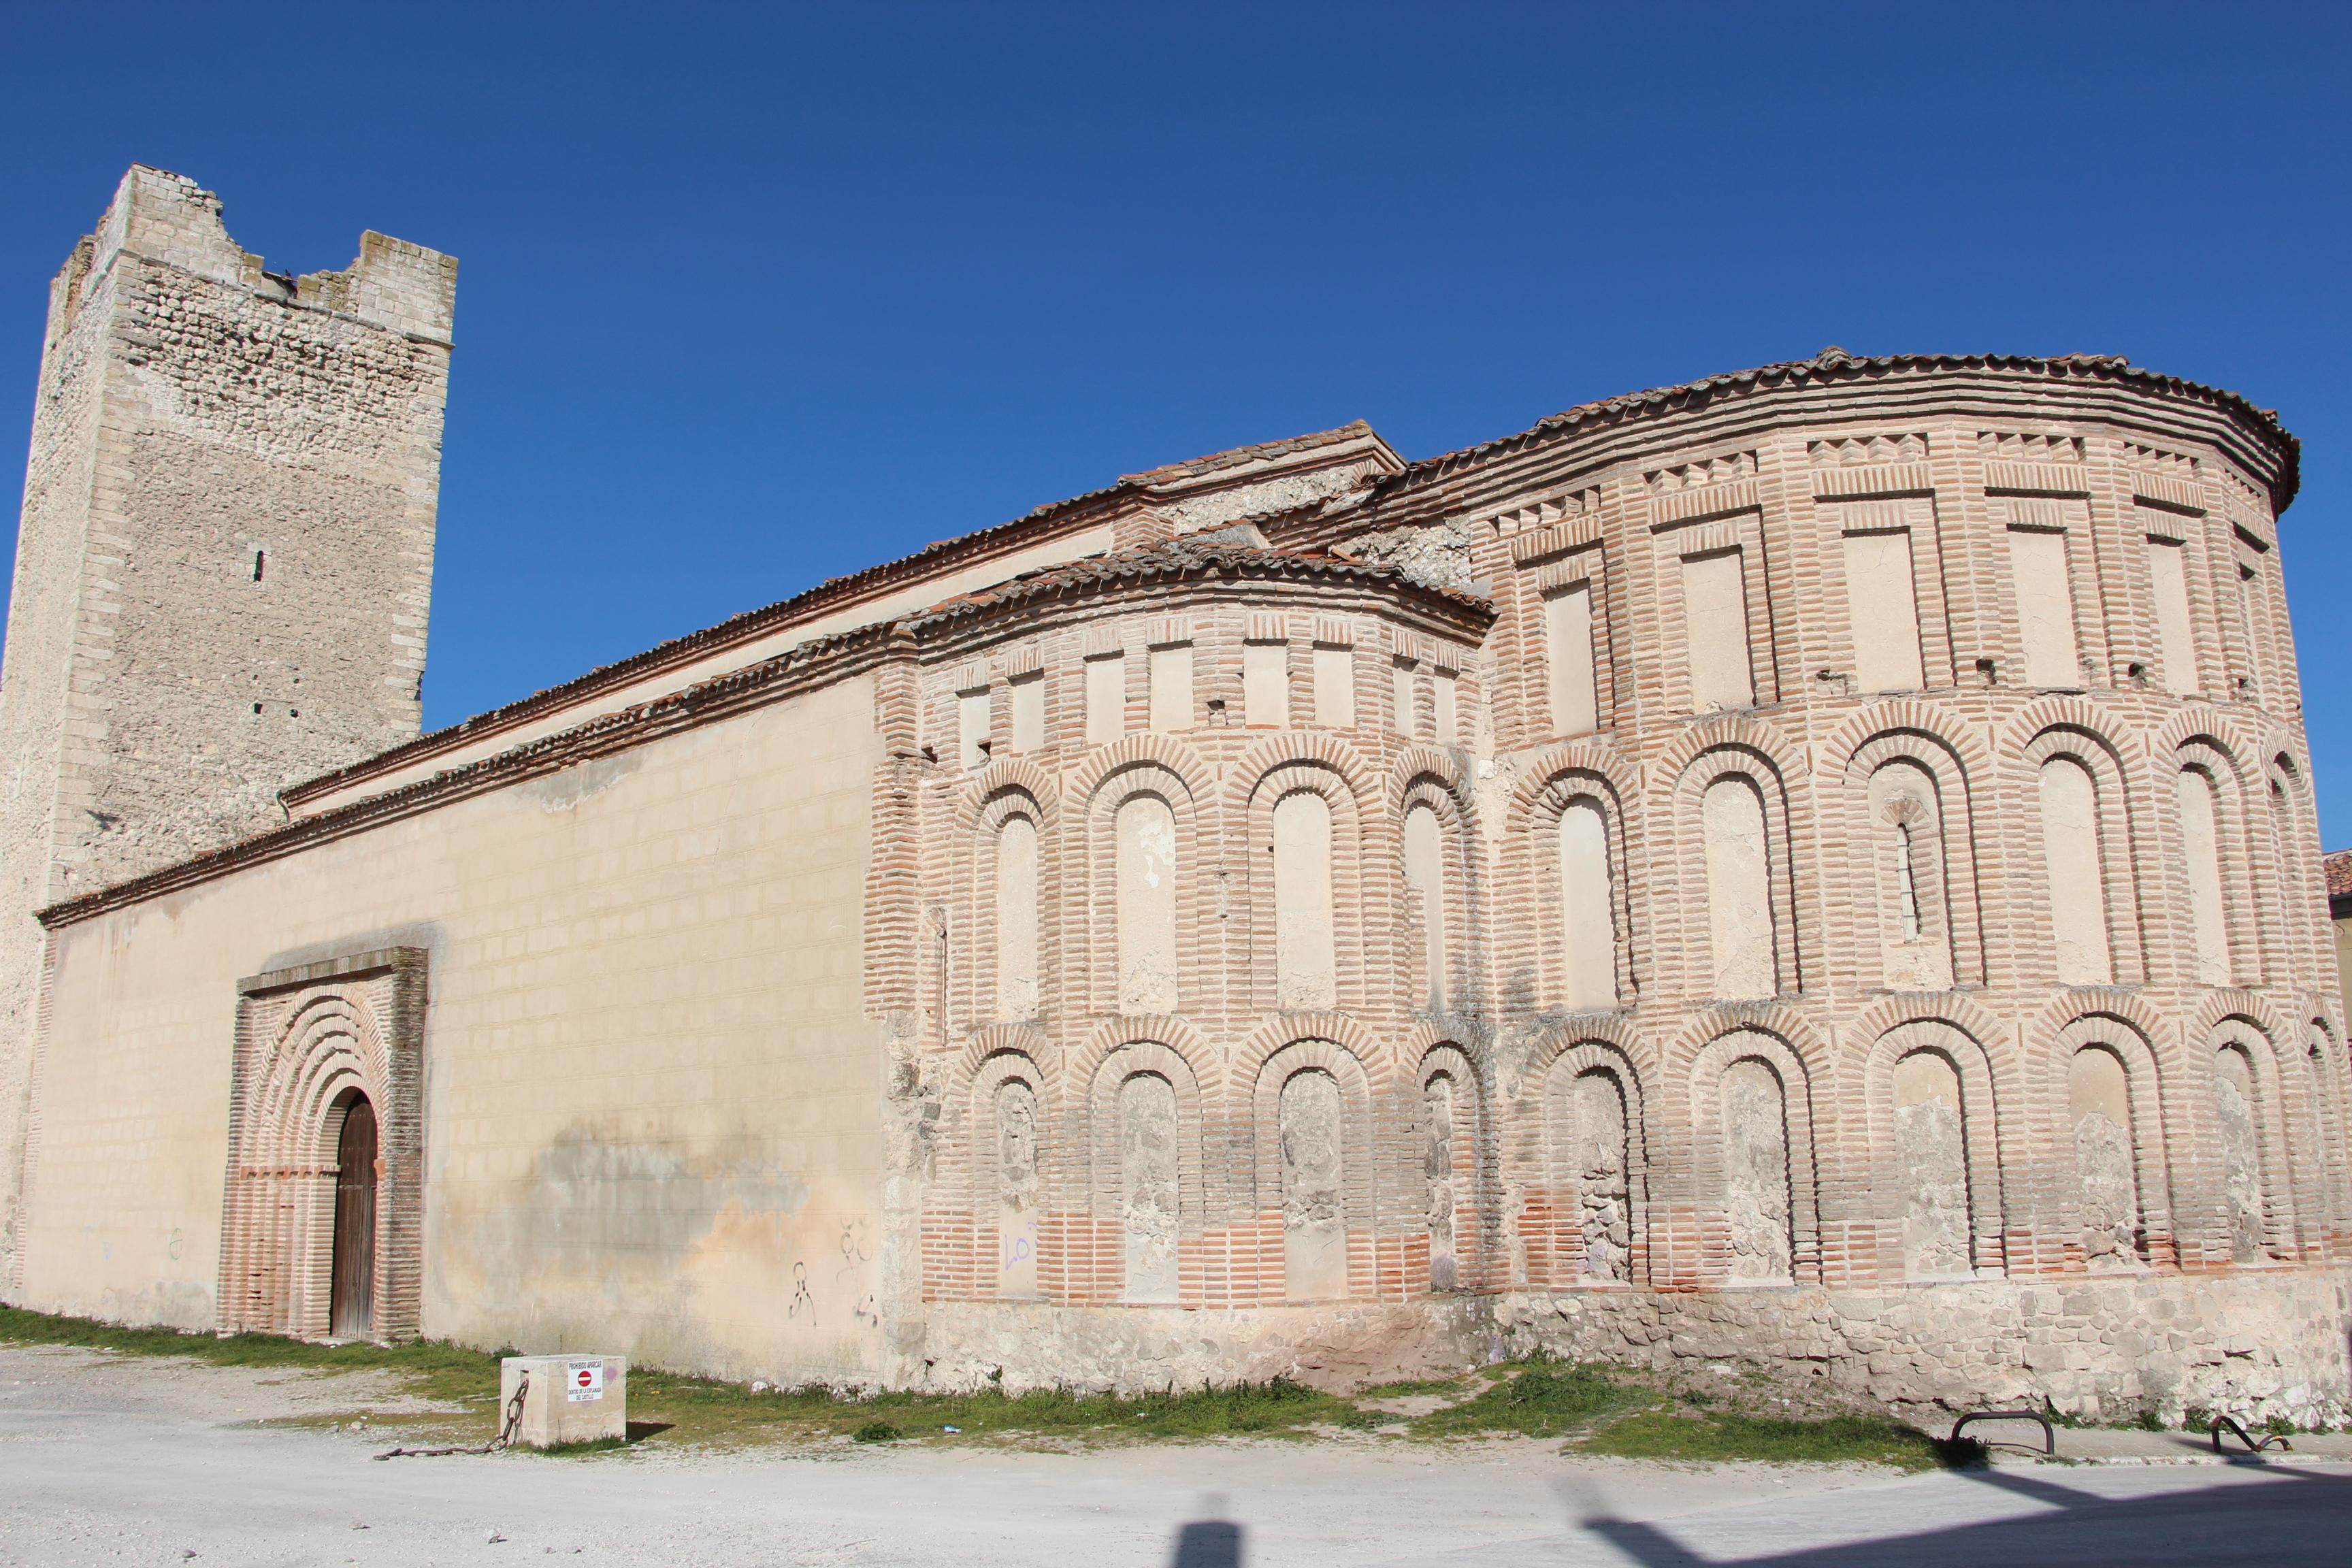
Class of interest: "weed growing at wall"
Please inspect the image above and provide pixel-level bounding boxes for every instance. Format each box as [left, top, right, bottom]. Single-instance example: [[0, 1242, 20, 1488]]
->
[[1582, 1411, 1962, 1472], [635, 1375, 1379, 1445], [1408, 1362, 1631, 1438]]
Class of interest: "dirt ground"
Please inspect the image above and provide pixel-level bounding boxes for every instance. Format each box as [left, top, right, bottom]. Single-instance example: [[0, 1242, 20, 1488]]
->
[[3, 1344, 2347, 1567]]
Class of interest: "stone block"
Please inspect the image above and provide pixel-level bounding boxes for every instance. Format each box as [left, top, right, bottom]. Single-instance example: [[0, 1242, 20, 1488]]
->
[[500, 1355, 627, 1448]]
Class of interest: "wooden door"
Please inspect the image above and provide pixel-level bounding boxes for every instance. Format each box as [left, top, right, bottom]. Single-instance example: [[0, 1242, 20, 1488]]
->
[[330, 1096, 378, 1339]]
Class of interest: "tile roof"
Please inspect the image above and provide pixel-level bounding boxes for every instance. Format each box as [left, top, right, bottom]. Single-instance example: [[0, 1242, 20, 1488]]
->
[[283, 427, 1384, 809], [2324, 848, 2352, 902], [1375, 349, 2301, 510], [902, 537, 1491, 634], [1120, 421, 1383, 487]]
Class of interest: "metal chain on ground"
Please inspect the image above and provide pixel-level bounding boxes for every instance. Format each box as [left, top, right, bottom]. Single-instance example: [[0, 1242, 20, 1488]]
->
[[2210, 1413, 2292, 1454], [373, 1369, 529, 1460]]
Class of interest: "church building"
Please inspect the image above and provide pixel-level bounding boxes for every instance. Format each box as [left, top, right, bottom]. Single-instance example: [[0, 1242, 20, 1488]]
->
[[3, 168, 2345, 1424]]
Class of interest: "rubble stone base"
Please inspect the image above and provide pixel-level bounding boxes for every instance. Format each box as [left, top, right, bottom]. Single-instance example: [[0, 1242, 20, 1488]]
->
[[910, 1271, 2352, 1430], [1498, 1271, 2352, 1428]]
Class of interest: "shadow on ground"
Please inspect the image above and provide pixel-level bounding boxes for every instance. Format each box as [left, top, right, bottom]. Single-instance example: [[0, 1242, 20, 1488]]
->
[[1550, 1463, 2351, 1568]]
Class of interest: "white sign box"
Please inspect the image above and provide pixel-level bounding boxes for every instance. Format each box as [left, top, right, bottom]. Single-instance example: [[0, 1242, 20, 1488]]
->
[[500, 1354, 627, 1448]]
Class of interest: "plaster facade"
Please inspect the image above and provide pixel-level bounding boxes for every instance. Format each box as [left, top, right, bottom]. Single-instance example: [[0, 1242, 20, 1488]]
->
[[5, 170, 2347, 1426]]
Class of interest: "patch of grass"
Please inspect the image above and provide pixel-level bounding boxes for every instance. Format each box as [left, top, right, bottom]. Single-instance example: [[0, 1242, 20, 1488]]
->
[[0, 1304, 1376, 1451], [636, 1375, 1378, 1447], [0, 1304, 498, 1408], [1581, 1410, 1963, 1472], [852, 1420, 902, 1443], [1410, 1362, 1633, 1439], [1354, 1377, 1469, 1400], [537, 1435, 628, 1457]]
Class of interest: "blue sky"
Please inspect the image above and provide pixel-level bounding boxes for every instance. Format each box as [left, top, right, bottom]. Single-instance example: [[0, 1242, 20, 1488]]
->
[[4, 5, 2349, 833]]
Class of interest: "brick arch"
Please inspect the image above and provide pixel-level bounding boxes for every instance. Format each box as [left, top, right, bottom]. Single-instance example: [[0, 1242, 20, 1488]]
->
[[1504, 762, 1643, 1014], [1997, 694, 2140, 760], [1080, 1037, 1209, 1306], [961, 757, 1060, 826], [1507, 738, 1634, 813], [957, 787, 1057, 1031], [1389, 744, 1471, 814], [1230, 1011, 1399, 1093], [975, 783, 1049, 834], [1065, 732, 1214, 807], [1245, 1036, 1382, 1301], [2168, 731, 2266, 988], [1221, 730, 1375, 814], [2144, 704, 2256, 761], [1820, 699, 1995, 781], [2190, 989, 2297, 1046], [1856, 1017, 2007, 1283], [1661, 1002, 1827, 1077], [1681, 1025, 1825, 1287], [2012, 721, 2150, 987], [1392, 1015, 1499, 1073], [2204, 1013, 2302, 1262], [2293, 1014, 2351, 1255], [219, 952, 425, 1343], [1235, 757, 1372, 1014], [1844, 990, 2012, 1071], [2259, 740, 2332, 995], [1396, 770, 1480, 1017], [2040, 1010, 2178, 1272], [1649, 709, 1803, 785], [1414, 1041, 1492, 1293], [954, 1049, 1055, 1302], [1074, 760, 1210, 1018], [1835, 727, 1987, 989], [1508, 1013, 1656, 1096], [1068, 1015, 1224, 1098], [945, 1022, 1058, 1089], [1514, 1033, 1656, 1290], [1664, 742, 1807, 1002]]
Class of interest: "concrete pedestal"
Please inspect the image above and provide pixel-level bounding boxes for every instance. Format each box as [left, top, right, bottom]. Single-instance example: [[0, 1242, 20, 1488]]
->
[[498, 1355, 627, 1448]]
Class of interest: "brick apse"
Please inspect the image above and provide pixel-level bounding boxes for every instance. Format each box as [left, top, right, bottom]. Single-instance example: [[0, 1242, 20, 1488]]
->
[[5, 169, 2347, 1424]]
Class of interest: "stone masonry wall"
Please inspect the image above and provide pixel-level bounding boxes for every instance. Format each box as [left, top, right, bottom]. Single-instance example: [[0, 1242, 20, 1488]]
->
[[0, 168, 453, 1293]]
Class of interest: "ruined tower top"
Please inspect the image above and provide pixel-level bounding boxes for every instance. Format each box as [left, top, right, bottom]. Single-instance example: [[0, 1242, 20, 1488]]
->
[[48, 166, 455, 348]]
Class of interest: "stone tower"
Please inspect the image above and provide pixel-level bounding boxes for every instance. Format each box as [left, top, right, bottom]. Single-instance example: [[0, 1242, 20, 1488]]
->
[[0, 167, 455, 1287]]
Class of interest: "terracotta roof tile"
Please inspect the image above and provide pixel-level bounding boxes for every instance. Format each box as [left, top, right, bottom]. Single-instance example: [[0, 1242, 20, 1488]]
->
[[2324, 849, 2352, 902], [1119, 422, 1381, 487], [902, 538, 1491, 633], [1376, 349, 2300, 510]]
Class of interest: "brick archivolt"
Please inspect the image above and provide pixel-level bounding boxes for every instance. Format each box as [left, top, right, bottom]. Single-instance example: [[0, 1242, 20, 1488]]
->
[[218, 949, 426, 1342], [885, 389, 2348, 1311]]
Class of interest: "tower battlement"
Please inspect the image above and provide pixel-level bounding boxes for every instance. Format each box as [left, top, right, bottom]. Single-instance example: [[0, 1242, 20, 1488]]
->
[[50, 166, 455, 345]]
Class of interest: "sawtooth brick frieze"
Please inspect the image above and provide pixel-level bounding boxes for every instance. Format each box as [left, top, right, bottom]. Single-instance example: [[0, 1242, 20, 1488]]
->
[[4, 171, 2345, 1426]]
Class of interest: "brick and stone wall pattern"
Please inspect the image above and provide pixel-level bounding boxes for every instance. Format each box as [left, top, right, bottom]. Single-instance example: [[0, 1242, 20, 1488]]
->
[[873, 364, 2350, 1422]]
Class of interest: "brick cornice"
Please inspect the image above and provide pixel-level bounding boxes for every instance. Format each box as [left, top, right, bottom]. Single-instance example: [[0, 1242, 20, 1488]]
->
[[1363, 352, 2300, 519]]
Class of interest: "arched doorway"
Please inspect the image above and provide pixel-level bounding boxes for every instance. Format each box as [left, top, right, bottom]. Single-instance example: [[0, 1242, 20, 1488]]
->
[[221, 952, 427, 1341], [330, 1093, 378, 1340]]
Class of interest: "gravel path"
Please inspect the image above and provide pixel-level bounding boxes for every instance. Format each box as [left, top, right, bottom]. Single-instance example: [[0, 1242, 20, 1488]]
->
[[3, 1345, 2344, 1566]]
